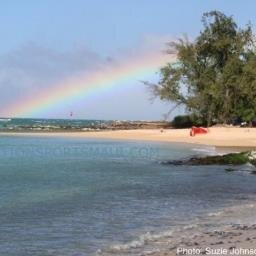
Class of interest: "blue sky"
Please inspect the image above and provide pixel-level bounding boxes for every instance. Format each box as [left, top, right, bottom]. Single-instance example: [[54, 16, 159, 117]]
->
[[0, 0, 256, 120]]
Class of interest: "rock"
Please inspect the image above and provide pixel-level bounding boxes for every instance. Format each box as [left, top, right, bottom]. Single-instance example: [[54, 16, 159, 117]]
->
[[161, 160, 187, 165], [251, 169, 256, 175], [248, 151, 256, 161], [108, 121, 171, 130], [225, 168, 235, 172], [189, 153, 249, 165], [163, 152, 254, 166]]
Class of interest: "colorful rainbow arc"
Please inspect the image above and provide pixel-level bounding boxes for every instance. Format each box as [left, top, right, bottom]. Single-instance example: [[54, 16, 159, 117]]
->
[[2, 52, 176, 118]]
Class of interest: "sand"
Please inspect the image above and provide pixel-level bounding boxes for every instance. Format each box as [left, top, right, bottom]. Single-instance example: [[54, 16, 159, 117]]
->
[[2, 127, 256, 148], [150, 224, 256, 256], [101, 202, 256, 256]]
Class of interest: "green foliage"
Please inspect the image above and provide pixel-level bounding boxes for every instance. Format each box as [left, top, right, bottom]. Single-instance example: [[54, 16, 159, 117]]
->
[[223, 153, 249, 165], [191, 152, 249, 165], [151, 11, 256, 126], [172, 114, 207, 128], [172, 115, 193, 128], [190, 114, 208, 126]]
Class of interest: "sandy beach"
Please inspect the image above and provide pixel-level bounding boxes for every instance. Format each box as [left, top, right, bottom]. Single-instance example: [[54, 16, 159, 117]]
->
[[148, 223, 256, 256], [2, 127, 256, 148], [155, 203, 256, 256], [102, 200, 256, 256]]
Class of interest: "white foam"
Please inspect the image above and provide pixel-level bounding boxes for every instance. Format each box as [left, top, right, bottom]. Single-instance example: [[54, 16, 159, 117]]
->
[[110, 240, 143, 251], [101, 198, 256, 255], [191, 146, 217, 155], [182, 223, 199, 230], [108, 230, 173, 253], [207, 211, 224, 217]]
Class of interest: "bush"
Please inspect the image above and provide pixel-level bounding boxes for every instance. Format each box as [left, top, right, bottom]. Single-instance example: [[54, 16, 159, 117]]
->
[[172, 114, 207, 128], [172, 115, 193, 128]]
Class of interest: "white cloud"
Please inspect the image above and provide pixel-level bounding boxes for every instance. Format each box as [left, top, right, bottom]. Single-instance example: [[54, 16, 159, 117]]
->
[[0, 38, 181, 120], [0, 42, 110, 105]]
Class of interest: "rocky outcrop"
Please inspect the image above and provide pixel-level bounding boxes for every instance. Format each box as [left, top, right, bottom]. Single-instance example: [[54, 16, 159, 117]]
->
[[163, 151, 256, 166], [106, 121, 171, 130]]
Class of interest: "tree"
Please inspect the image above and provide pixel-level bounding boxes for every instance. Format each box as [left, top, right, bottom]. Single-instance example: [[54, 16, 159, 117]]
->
[[150, 11, 256, 126]]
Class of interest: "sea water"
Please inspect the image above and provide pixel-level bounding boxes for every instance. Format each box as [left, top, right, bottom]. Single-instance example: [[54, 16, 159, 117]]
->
[[0, 118, 110, 130], [0, 135, 256, 256]]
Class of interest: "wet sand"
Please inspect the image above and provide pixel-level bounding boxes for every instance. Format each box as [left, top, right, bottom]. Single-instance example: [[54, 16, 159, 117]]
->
[[154, 224, 256, 256], [101, 203, 256, 256]]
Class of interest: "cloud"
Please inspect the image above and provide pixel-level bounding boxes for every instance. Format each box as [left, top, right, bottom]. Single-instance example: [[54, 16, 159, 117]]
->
[[0, 43, 111, 106], [0, 37, 175, 117]]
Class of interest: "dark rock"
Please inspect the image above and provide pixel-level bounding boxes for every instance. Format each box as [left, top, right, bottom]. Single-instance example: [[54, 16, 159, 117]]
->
[[108, 121, 171, 130], [225, 168, 235, 172], [188, 153, 249, 165], [161, 160, 187, 165], [251, 170, 256, 175], [162, 152, 253, 166]]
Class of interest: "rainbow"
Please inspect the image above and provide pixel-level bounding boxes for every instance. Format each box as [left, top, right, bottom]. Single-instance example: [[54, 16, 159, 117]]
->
[[1, 51, 176, 118]]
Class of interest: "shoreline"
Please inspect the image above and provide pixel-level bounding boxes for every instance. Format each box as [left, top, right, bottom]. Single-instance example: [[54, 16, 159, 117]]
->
[[1, 127, 256, 149], [102, 199, 256, 256], [158, 200, 256, 256]]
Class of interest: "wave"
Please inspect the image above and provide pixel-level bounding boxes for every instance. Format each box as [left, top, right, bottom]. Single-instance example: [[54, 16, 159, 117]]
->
[[98, 198, 256, 255], [191, 146, 217, 155], [99, 230, 174, 254], [0, 118, 11, 122]]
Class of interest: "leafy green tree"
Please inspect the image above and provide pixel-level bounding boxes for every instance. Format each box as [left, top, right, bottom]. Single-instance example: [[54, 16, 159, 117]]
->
[[150, 11, 256, 126]]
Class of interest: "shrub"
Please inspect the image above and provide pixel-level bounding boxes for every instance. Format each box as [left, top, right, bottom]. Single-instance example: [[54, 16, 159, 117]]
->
[[172, 114, 207, 128], [172, 115, 193, 128]]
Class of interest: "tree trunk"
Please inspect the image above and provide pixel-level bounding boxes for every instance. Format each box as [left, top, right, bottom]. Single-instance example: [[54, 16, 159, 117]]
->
[[207, 111, 212, 127]]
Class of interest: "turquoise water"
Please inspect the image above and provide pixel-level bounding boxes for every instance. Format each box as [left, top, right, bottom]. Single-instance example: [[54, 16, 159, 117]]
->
[[0, 135, 256, 255], [0, 118, 110, 130]]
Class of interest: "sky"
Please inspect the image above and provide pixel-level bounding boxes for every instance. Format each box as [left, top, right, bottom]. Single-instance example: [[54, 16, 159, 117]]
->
[[0, 0, 256, 120]]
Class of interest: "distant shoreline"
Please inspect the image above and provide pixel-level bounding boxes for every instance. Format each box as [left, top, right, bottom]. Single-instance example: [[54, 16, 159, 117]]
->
[[1, 127, 256, 148]]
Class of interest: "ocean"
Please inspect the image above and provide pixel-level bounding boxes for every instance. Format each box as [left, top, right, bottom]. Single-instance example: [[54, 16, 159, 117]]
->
[[0, 118, 110, 131], [0, 134, 256, 255]]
